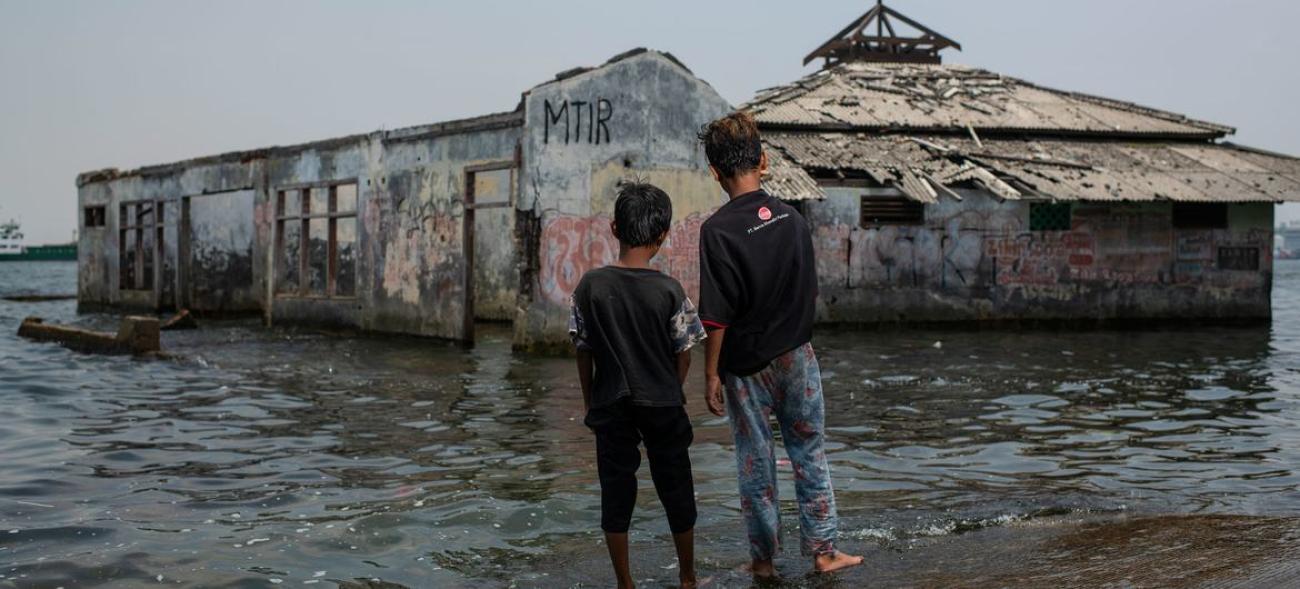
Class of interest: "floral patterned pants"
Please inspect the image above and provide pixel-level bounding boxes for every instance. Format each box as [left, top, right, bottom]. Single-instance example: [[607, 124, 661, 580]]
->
[[724, 342, 838, 561]]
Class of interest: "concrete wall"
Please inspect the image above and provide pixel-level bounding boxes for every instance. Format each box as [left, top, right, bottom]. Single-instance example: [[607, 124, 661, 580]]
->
[[807, 187, 1276, 323], [472, 168, 518, 321], [188, 189, 256, 312], [77, 121, 523, 339], [514, 51, 732, 350], [76, 158, 263, 309]]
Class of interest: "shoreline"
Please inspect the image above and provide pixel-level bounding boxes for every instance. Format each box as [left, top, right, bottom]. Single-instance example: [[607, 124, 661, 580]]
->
[[522, 512, 1300, 588]]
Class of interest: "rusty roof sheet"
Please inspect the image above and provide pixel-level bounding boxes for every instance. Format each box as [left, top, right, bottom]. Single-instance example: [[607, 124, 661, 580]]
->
[[746, 63, 1234, 139], [764, 132, 1300, 203]]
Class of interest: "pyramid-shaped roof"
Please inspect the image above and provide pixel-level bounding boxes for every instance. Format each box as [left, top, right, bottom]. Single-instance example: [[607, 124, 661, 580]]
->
[[805, 1, 961, 67]]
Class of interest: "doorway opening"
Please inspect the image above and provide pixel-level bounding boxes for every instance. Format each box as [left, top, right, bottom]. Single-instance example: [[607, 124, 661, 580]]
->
[[462, 162, 518, 345]]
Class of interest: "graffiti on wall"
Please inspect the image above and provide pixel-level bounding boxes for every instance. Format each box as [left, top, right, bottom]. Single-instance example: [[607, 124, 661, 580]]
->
[[984, 232, 1097, 286], [544, 99, 614, 145], [538, 213, 706, 305], [813, 197, 1274, 302], [1174, 232, 1214, 281], [379, 169, 463, 307]]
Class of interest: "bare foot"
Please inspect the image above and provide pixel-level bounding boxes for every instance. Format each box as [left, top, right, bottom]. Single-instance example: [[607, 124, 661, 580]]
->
[[679, 575, 697, 589], [814, 551, 864, 574], [744, 559, 777, 579]]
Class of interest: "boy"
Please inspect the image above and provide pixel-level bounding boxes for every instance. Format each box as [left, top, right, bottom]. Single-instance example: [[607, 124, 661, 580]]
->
[[696, 112, 863, 577], [569, 181, 707, 589]]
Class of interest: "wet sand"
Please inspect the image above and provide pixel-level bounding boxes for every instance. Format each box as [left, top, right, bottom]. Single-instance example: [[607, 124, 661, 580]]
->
[[529, 514, 1300, 588]]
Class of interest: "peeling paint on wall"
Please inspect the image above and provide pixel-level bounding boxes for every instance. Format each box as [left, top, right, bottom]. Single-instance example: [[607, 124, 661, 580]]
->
[[188, 190, 257, 313], [808, 188, 1274, 322]]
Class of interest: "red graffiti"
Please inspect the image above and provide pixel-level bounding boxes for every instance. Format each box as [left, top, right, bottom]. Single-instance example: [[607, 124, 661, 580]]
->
[[539, 215, 617, 305], [539, 214, 706, 305], [985, 232, 1097, 286]]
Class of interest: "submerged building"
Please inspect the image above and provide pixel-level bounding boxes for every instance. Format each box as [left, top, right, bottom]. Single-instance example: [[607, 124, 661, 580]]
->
[[77, 3, 1300, 347], [751, 2, 1300, 324], [76, 49, 758, 349]]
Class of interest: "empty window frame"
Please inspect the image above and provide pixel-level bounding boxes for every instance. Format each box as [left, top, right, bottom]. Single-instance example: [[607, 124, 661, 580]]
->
[[276, 182, 358, 298], [84, 206, 107, 228], [119, 201, 162, 291], [1029, 203, 1072, 232], [1173, 203, 1228, 230], [861, 196, 925, 227]]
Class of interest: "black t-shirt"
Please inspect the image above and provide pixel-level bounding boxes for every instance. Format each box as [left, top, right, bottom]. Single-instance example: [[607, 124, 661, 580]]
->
[[569, 267, 707, 409], [698, 190, 818, 376]]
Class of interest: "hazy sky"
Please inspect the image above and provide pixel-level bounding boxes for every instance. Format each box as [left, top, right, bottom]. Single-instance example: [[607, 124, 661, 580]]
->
[[2, 0, 1298, 243]]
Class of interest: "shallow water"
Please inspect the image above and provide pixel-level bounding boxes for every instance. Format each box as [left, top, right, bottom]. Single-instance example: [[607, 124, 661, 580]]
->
[[0, 260, 1298, 588]]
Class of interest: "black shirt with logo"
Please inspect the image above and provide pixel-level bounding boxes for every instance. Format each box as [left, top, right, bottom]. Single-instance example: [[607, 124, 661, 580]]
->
[[569, 267, 707, 409], [698, 190, 818, 376]]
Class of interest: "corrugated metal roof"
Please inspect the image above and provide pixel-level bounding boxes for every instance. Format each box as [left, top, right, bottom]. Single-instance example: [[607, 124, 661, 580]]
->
[[764, 132, 1300, 203], [763, 148, 826, 201], [745, 62, 1234, 139]]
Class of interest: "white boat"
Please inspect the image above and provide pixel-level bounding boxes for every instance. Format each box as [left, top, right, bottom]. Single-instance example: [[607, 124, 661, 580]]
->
[[0, 220, 24, 258]]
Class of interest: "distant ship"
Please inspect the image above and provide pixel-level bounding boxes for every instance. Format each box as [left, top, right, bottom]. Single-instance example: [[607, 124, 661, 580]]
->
[[1281, 223, 1300, 261], [0, 220, 76, 262]]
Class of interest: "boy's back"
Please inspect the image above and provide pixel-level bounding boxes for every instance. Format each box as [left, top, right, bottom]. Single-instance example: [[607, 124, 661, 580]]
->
[[699, 190, 818, 377], [568, 181, 703, 589], [571, 267, 702, 408]]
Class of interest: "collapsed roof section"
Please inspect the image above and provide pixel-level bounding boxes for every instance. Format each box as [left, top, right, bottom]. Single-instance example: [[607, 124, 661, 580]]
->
[[747, 54, 1300, 203], [764, 132, 1300, 203]]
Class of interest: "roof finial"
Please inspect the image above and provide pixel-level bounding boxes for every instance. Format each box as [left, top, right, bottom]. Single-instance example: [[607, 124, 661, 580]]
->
[[804, 1, 962, 67]]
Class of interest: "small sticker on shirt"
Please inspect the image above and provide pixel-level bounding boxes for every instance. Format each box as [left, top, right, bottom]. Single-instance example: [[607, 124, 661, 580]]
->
[[671, 298, 708, 353], [747, 211, 790, 234]]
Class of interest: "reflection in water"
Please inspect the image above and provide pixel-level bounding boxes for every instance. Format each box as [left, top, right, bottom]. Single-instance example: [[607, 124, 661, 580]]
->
[[0, 261, 1298, 587]]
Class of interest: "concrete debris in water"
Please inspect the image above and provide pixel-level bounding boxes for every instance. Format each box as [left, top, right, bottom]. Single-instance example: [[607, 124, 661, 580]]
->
[[18, 316, 161, 355]]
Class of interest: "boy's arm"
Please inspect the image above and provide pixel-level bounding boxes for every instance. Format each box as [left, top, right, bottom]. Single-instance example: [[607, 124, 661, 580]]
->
[[698, 228, 736, 417], [704, 328, 726, 417], [576, 350, 594, 412], [567, 292, 594, 413], [676, 350, 691, 386]]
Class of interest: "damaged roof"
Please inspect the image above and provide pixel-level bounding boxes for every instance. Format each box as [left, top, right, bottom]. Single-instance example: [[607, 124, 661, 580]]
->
[[746, 62, 1234, 140], [764, 132, 1300, 203], [748, 60, 1300, 203], [763, 148, 825, 201]]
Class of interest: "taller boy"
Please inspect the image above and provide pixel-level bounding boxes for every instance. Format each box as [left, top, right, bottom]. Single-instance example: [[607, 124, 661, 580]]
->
[[696, 112, 862, 577]]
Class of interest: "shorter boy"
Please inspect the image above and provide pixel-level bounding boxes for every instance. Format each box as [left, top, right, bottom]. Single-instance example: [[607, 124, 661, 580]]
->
[[570, 182, 707, 589]]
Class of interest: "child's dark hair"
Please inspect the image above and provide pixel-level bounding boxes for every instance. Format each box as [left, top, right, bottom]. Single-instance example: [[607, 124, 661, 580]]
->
[[697, 111, 763, 179], [613, 181, 672, 248]]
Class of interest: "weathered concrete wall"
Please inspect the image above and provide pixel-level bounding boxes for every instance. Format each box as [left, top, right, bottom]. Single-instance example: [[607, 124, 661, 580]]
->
[[77, 182, 114, 309], [356, 127, 521, 338], [77, 120, 523, 340], [188, 189, 256, 313], [77, 160, 262, 313], [515, 51, 731, 350], [808, 187, 1275, 323]]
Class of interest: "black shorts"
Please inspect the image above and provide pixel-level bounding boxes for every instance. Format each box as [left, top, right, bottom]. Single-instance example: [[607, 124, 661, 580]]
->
[[585, 399, 697, 534]]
